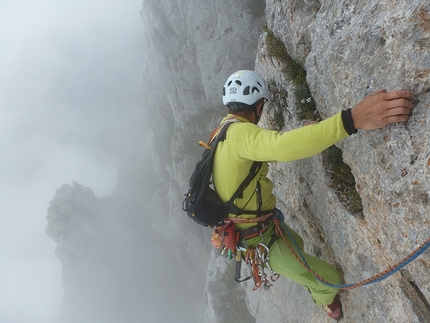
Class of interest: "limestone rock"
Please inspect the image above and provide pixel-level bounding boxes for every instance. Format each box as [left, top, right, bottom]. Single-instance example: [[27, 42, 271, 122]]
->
[[254, 1, 430, 322]]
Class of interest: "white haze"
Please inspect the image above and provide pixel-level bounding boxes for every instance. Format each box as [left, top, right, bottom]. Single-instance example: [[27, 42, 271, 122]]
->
[[0, 1, 147, 322]]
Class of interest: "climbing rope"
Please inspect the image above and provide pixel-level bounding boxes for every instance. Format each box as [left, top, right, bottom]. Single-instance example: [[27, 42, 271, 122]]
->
[[273, 218, 430, 290]]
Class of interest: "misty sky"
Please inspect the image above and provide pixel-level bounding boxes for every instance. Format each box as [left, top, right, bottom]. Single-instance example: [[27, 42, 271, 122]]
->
[[0, 1, 146, 322]]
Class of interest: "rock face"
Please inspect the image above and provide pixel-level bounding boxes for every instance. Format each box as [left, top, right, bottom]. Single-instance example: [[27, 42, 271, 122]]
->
[[251, 1, 430, 322], [47, 1, 430, 322]]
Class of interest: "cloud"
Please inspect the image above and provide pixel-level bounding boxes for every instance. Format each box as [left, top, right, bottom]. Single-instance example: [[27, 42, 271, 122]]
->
[[0, 1, 146, 322]]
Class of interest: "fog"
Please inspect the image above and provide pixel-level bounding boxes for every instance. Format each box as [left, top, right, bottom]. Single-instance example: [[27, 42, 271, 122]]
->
[[0, 0, 268, 321], [0, 1, 150, 322]]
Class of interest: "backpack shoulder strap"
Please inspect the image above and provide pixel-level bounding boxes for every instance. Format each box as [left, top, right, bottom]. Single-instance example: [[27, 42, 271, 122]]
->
[[209, 118, 241, 147], [225, 161, 262, 215]]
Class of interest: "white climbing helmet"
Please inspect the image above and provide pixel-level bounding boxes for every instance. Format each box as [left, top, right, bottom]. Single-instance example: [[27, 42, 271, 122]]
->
[[222, 70, 270, 106]]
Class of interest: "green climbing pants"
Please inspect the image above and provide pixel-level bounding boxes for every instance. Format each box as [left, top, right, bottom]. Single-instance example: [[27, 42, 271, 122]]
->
[[267, 224, 342, 306]]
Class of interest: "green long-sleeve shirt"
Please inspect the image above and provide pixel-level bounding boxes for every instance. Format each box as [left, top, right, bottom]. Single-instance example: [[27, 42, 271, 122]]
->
[[212, 112, 349, 229]]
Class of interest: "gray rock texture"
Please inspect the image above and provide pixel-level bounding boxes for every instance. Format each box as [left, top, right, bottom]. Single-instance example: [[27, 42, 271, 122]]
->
[[252, 1, 430, 322]]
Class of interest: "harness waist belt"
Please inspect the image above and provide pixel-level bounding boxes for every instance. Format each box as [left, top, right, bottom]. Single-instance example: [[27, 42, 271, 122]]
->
[[239, 219, 271, 240]]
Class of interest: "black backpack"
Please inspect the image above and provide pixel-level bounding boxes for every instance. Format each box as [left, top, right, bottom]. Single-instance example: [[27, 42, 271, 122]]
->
[[182, 121, 262, 227]]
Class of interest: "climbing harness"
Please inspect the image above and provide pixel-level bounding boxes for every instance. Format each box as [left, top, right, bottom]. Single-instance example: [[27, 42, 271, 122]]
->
[[272, 211, 430, 291], [214, 213, 280, 291]]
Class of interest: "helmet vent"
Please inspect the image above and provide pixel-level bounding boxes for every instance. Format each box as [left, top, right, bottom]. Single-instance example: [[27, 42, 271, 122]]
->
[[222, 70, 270, 106]]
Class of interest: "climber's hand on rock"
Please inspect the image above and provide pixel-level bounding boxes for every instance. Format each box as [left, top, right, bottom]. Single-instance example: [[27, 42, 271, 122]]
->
[[351, 89, 414, 130]]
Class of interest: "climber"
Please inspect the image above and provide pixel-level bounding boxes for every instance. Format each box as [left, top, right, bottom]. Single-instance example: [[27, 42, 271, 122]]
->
[[212, 70, 414, 320]]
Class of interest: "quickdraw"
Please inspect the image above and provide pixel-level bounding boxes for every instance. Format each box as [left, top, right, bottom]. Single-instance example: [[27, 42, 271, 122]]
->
[[236, 243, 280, 291]]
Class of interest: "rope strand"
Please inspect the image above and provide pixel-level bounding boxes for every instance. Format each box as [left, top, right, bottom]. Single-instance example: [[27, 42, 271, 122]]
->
[[273, 219, 430, 290]]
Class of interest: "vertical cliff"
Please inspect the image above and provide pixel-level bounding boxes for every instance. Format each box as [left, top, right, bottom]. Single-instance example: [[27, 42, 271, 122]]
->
[[248, 1, 430, 322]]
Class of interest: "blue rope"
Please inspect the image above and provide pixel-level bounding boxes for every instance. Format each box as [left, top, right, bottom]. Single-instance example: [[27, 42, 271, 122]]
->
[[273, 209, 430, 290]]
